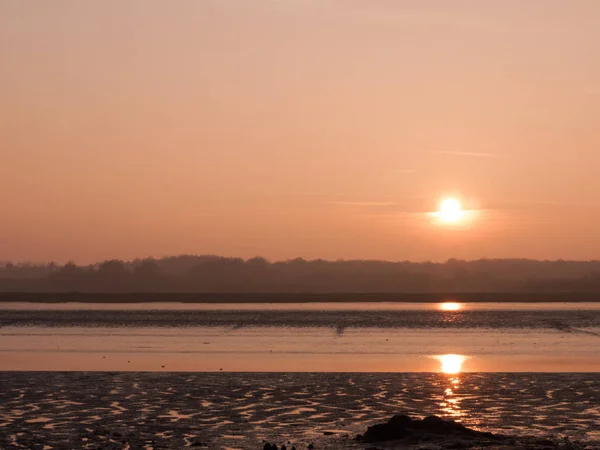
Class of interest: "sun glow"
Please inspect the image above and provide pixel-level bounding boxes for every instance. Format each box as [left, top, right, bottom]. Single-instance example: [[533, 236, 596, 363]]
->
[[438, 198, 464, 223], [437, 354, 467, 374], [439, 302, 463, 311]]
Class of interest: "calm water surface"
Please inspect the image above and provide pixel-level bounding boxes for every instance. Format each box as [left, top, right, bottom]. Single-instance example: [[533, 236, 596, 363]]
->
[[1, 302, 600, 448], [3, 301, 600, 310], [1, 301, 599, 372]]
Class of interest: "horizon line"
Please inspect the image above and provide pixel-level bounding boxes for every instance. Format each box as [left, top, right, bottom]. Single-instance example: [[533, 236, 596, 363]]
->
[[3, 255, 600, 267]]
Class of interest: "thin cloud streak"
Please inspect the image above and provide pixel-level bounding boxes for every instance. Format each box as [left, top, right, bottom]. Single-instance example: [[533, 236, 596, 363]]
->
[[430, 150, 503, 158], [501, 199, 600, 207], [325, 201, 397, 207], [584, 87, 600, 96]]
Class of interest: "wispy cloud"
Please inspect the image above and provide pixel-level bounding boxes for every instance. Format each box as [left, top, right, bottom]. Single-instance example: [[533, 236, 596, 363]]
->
[[325, 201, 396, 207], [502, 199, 600, 207], [269, 191, 326, 197], [430, 150, 503, 158]]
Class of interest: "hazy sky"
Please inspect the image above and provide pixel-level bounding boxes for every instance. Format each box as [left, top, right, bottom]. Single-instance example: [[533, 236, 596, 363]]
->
[[2, 1, 600, 263]]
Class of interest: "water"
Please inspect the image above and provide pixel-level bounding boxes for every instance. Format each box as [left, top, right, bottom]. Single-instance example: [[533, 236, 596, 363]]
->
[[1, 302, 600, 371], [1, 301, 599, 448], [3, 301, 600, 310]]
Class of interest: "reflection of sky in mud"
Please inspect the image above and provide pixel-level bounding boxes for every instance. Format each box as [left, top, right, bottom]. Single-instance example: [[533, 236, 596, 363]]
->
[[3, 304, 600, 332], [2, 326, 600, 372], [1, 303, 599, 447], [441, 376, 463, 422], [5, 301, 597, 372], [435, 354, 467, 422], [1, 372, 598, 449]]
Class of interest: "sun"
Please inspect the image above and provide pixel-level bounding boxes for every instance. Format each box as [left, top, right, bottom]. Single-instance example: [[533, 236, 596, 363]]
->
[[438, 198, 464, 223]]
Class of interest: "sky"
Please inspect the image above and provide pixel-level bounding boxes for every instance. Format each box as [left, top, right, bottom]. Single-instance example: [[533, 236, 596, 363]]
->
[[1, 1, 600, 263]]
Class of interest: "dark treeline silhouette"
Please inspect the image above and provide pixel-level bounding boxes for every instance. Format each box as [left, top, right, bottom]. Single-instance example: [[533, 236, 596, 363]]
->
[[3, 255, 600, 294]]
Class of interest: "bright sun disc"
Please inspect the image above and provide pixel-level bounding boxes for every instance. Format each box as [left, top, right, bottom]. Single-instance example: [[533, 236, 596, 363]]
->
[[438, 198, 464, 223]]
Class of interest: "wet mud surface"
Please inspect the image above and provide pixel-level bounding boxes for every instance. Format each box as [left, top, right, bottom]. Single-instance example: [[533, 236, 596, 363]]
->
[[1, 373, 599, 449], [2, 309, 600, 330]]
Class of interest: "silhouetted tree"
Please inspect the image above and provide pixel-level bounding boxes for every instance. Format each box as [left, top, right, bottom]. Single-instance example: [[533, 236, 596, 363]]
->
[[133, 260, 162, 278], [61, 261, 82, 275], [98, 260, 127, 275], [247, 256, 269, 266], [5, 255, 600, 293]]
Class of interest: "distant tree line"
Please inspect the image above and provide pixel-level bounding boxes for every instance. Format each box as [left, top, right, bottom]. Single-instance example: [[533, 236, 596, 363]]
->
[[2, 255, 600, 293]]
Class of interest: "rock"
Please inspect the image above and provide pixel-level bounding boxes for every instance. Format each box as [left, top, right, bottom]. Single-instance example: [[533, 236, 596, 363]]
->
[[414, 415, 474, 435], [388, 414, 414, 428], [444, 442, 466, 449], [363, 416, 412, 442], [307, 444, 314, 449], [362, 414, 502, 444]]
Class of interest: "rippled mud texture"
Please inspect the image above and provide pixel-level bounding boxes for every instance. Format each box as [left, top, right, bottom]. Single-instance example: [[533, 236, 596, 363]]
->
[[2, 308, 600, 330], [0, 373, 598, 449], [355, 414, 589, 449]]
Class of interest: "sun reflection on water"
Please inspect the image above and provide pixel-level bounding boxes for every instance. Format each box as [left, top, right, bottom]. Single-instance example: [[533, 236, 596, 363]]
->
[[438, 302, 463, 311], [435, 354, 468, 422]]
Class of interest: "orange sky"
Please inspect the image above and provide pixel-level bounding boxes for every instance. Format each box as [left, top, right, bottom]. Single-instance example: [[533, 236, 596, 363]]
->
[[1, 1, 600, 263]]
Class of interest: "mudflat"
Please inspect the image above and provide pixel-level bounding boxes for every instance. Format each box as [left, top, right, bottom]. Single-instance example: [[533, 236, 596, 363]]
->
[[1, 372, 598, 449]]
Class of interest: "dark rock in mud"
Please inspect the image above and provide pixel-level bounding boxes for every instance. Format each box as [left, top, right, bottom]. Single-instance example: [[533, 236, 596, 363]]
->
[[361, 414, 501, 444], [263, 443, 283, 450], [356, 414, 587, 449]]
